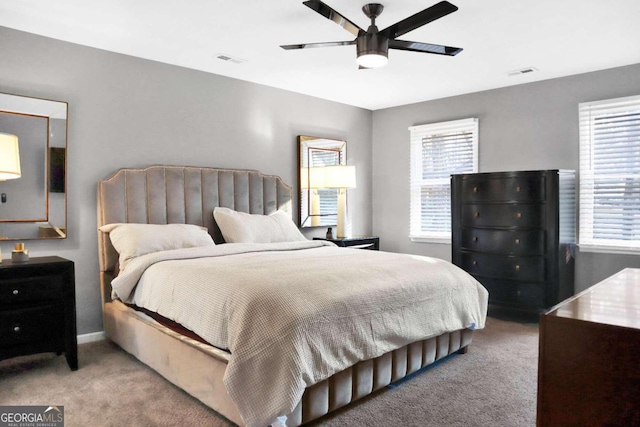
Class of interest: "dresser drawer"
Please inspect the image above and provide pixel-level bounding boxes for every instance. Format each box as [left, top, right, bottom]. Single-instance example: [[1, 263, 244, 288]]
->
[[461, 204, 544, 228], [476, 277, 546, 308], [460, 175, 545, 202], [0, 276, 62, 306], [461, 228, 545, 255], [461, 252, 545, 282], [0, 305, 63, 347]]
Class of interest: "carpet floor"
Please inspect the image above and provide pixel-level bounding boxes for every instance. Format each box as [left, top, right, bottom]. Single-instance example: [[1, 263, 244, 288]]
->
[[0, 317, 538, 426]]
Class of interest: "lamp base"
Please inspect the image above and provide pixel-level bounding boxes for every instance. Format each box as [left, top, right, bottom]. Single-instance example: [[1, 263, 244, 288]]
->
[[336, 189, 349, 238]]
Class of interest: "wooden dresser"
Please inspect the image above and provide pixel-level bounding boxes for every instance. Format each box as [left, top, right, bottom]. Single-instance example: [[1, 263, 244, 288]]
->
[[537, 268, 640, 426], [451, 170, 575, 314]]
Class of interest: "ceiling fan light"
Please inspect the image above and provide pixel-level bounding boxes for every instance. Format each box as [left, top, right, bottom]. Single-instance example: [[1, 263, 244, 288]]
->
[[357, 53, 388, 68], [356, 32, 389, 69]]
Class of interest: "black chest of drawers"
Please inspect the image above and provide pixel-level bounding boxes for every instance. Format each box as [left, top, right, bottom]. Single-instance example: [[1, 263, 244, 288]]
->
[[451, 170, 575, 314], [0, 256, 77, 370]]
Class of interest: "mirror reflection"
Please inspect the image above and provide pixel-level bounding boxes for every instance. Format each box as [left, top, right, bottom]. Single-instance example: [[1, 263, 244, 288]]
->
[[0, 92, 67, 240], [298, 135, 346, 228]]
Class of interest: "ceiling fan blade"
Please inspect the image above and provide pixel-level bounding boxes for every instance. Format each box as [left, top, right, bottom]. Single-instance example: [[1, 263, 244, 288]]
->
[[303, 0, 364, 37], [389, 39, 462, 56], [381, 1, 458, 40], [280, 40, 356, 50]]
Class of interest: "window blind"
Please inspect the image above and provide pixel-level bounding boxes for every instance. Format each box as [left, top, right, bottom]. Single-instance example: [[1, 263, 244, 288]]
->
[[409, 118, 478, 241], [579, 94, 640, 252], [310, 149, 339, 225]]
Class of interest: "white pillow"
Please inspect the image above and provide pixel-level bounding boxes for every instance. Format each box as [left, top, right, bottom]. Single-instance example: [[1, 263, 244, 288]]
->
[[99, 223, 215, 271], [213, 207, 307, 243]]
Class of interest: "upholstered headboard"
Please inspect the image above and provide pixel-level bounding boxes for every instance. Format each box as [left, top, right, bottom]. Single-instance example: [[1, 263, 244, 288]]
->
[[97, 165, 292, 302]]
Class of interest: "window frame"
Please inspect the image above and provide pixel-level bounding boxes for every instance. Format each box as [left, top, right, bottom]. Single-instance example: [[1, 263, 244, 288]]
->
[[409, 118, 479, 243], [579, 94, 640, 254]]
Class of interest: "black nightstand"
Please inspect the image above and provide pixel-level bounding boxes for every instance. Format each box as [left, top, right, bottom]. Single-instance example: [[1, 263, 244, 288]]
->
[[313, 236, 380, 250], [0, 256, 77, 370]]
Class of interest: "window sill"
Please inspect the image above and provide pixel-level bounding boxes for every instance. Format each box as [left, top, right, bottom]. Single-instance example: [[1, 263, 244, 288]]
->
[[578, 244, 640, 256], [409, 236, 451, 244]]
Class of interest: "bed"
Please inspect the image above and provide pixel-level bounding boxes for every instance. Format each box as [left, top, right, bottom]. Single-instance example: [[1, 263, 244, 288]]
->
[[98, 165, 488, 427]]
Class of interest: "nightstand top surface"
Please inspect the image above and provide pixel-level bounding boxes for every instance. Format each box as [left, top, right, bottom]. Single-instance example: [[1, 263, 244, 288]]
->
[[0, 256, 72, 268]]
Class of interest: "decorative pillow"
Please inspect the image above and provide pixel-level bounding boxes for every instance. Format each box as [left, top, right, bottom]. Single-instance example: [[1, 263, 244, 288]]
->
[[213, 207, 307, 244], [99, 223, 215, 271]]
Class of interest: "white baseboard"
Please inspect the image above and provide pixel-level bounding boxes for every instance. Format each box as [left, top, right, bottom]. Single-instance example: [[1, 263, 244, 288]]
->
[[77, 331, 107, 344]]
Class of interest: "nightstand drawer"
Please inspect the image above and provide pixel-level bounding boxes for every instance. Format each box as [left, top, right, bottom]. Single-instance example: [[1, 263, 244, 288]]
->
[[0, 305, 63, 347], [461, 252, 545, 282], [461, 204, 545, 228], [460, 175, 545, 202], [0, 276, 63, 306], [461, 228, 545, 255], [313, 236, 380, 250]]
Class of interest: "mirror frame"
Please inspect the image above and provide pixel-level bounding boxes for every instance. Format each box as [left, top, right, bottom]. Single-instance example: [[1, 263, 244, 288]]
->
[[297, 135, 346, 228], [0, 92, 68, 240]]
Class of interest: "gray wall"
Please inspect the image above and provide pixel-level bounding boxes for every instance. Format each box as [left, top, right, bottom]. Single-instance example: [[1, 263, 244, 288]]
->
[[3, 23, 639, 335], [372, 62, 640, 293], [0, 26, 373, 335]]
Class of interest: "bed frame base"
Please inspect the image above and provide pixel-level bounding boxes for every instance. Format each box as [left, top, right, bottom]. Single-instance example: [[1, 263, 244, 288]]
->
[[104, 300, 473, 426]]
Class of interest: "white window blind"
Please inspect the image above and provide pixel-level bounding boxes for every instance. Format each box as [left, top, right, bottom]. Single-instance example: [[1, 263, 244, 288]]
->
[[579, 94, 640, 253], [309, 149, 340, 219], [409, 118, 478, 242]]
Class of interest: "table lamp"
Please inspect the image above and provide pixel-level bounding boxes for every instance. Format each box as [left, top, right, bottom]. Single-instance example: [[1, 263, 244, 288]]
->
[[322, 165, 356, 238]]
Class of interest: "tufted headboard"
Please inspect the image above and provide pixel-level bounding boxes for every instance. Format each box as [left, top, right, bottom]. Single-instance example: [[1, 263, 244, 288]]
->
[[97, 165, 292, 303]]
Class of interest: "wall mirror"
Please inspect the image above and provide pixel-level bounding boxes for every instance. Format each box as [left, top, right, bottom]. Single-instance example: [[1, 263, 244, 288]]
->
[[0, 92, 67, 240], [298, 135, 346, 228]]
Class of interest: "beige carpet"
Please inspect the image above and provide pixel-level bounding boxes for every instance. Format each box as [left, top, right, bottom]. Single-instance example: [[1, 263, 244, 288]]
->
[[0, 317, 538, 426]]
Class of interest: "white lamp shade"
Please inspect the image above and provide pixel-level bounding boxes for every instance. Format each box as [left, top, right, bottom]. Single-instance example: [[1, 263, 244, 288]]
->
[[301, 167, 327, 189], [323, 165, 356, 189], [0, 133, 21, 180], [357, 53, 388, 69]]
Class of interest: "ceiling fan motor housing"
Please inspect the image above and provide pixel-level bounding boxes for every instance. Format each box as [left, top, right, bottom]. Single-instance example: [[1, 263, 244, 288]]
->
[[357, 30, 389, 60]]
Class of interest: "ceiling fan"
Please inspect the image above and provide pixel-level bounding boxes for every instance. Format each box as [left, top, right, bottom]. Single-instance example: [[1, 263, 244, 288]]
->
[[281, 0, 463, 69]]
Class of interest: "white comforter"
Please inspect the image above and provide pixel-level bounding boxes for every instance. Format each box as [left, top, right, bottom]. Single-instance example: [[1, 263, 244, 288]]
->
[[112, 241, 488, 427]]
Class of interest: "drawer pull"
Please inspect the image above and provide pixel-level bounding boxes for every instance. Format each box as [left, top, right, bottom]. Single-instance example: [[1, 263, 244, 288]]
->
[[12, 289, 19, 295], [13, 325, 21, 333], [516, 212, 522, 219], [515, 264, 521, 271], [472, 260, 478, 266], [473, 186, 478, 193], [473, 236, 478, 242], [517, 290, 522, 296], [474, 212, 480, 218], [516, 186, 521, 192], [515, 239, 520, 245]]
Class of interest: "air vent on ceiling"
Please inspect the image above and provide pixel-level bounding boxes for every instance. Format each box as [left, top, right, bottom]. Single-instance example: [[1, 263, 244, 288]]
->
[[507, 67, 538, 77], [215, 54, 246, 64]]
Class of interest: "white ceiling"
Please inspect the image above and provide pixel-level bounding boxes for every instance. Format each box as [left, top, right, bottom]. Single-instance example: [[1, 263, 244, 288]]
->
[[1, 0, 639, 110]]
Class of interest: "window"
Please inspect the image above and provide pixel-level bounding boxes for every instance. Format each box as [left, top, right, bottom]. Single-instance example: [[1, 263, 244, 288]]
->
[[579, 94, 640, 253], [310, 148, 340, 222], [409, 118, 478, 242]]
